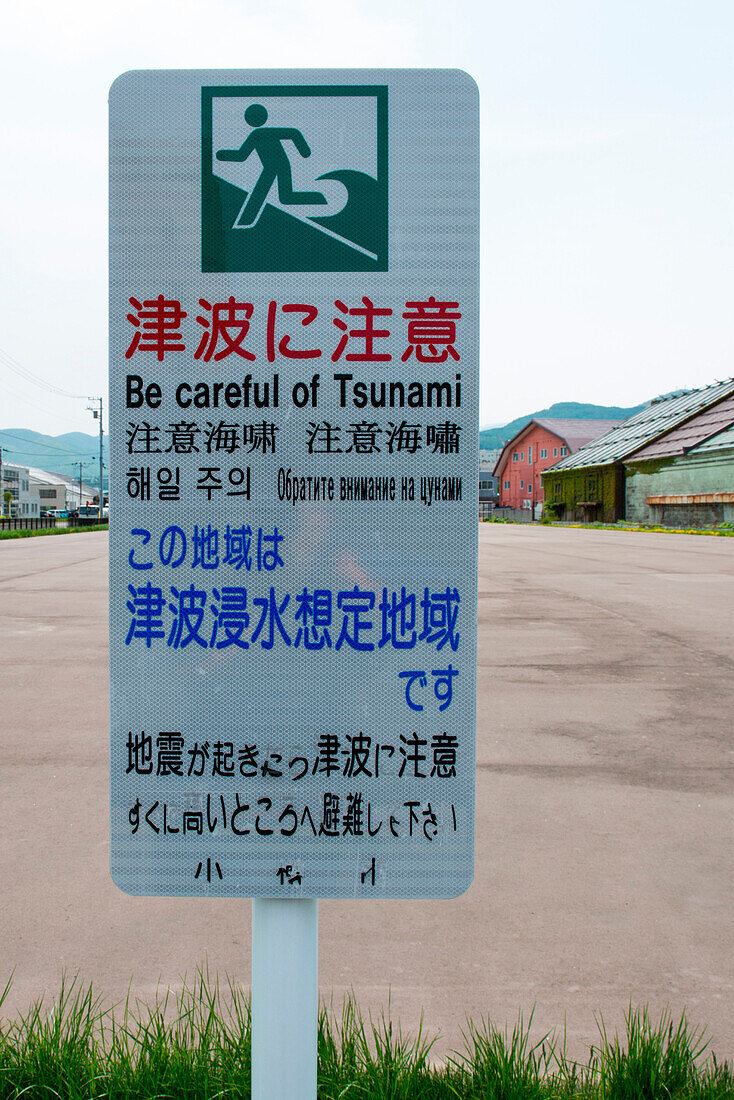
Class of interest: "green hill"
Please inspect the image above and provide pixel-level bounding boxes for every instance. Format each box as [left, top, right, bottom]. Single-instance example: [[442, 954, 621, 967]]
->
[[480, 401, 646, 450], [0, 428, 107, 486]]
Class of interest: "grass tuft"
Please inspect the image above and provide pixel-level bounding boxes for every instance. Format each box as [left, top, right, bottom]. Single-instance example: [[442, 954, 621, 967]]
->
[[457, 1010, 557, 1100], [591, 1006, 719, 1100], [318, 995, 440, 1099]]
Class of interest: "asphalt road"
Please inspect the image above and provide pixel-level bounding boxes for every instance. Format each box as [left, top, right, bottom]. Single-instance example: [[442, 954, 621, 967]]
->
[[0, 526, 731, 1060]]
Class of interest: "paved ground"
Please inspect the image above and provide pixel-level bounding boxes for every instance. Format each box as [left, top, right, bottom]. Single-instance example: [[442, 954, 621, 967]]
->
[[0, 526, 732, 1060]]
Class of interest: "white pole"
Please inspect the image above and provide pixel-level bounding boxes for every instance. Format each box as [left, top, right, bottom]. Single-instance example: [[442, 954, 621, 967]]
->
[[251, 898, 318, 1099]]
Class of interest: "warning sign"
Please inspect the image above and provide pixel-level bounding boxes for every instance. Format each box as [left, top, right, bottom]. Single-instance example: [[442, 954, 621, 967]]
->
[[109, 68, 479, 899]]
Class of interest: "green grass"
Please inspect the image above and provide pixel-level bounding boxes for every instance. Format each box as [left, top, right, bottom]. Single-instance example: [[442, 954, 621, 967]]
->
[[484, 517, 734, 536], [0, 974, 731, 1099], [553, 521, 734, 536], [0, 523, 108, 540]]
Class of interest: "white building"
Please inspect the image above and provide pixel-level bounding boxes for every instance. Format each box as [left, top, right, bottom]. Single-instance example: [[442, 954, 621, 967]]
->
[[1, 462, 39, 517], [28, 467, 98, 513]]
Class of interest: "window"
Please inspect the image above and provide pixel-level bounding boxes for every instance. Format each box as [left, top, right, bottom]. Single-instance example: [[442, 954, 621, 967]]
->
[[553, 447, 558, 457], [512, 452, 519, 462], [519, 480, 524, 489], [560, 446, 568, 456], [520, 451, 524, 460], [503, 480, 510, 490], [540, 448, 548, 459], [527, 446, 532, 462]]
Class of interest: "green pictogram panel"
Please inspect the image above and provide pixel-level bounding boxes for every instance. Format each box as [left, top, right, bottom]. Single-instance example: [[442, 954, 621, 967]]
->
[[202, 86, 388, 272]]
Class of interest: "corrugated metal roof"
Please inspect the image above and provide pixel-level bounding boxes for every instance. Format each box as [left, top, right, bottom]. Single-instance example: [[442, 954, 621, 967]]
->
[[691, 422, 734, 452], [492, 418, 622, 476], [546, 379, 734, 471], [534, 418, 624, 451], [628, 393, 734, 460], [28, 466, 98, 496]]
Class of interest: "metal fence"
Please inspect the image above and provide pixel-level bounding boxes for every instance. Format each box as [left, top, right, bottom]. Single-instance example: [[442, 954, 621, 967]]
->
[[0, 517, 108, 531], [481, 506, 534, 523], [0, 517, 57, 530]]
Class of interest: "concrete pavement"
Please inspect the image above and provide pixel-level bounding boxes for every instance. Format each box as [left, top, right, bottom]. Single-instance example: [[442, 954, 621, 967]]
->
[[0, 526, 731, 1060]]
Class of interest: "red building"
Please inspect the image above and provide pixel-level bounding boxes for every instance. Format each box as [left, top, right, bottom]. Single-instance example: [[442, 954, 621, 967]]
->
[[493, 419, 621, 513]]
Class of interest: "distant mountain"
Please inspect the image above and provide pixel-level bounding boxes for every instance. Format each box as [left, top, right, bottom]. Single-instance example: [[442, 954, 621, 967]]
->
[[479, 401, 646, 450], [0, 428, 108, 486], [1, 407, 645, 480]]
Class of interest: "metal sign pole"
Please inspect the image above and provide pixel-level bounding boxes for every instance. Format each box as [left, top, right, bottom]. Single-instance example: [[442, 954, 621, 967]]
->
[[251, 898, 318, 1099]]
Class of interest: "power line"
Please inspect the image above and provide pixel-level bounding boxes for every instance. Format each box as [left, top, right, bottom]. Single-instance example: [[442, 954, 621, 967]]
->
[[0, 377, 89, 429], [0, 343, 89, 400], [2, 452, 98, 470], [0, 430, 100, 458]]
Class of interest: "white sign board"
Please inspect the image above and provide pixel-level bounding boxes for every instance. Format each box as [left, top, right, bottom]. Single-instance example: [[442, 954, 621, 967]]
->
[[109, 69, 478, 898]]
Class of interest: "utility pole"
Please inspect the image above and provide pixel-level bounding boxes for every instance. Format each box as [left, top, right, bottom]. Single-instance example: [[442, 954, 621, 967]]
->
[[74, 461, 88, 513], [87, 398, 105, 519]]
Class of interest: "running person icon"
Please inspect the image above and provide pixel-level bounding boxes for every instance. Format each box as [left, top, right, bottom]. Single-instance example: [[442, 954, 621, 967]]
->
[[216, 104, 328, 226]]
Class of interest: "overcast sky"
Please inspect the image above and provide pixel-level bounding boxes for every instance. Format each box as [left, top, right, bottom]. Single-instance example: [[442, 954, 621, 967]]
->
[[0, 0, 731, 437]]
